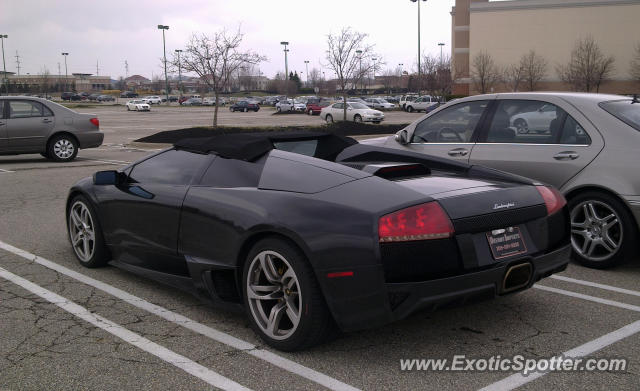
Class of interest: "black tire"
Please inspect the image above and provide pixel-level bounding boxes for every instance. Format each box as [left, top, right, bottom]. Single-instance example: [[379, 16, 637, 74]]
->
[[47, 134, 78, 162], [407, 106, 414, 113], [127, 106, 130, 111], [40, 152, 50, 159], [568, 191, 637, 269], [325, 114, 333, 124], [229, 107, 234, 112], [277, 107, 281, 113], [243, 107, 248, 113], [242, 238, 333, 351], [514, 118, 529, 134], [67, 195, 110, 268], [354, 114, 362, 123]]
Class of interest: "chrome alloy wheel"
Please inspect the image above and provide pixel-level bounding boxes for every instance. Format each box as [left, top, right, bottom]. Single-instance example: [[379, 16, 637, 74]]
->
[[570, 200, 623, 262], [246, 250, 301, 340], [54, 139, 75, 160], [68, 201, 96, 263]]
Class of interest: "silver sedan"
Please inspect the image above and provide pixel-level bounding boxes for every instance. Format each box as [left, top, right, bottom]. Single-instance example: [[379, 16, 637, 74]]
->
[[0, 96, 103, 162], [365, 92, 640, 268]]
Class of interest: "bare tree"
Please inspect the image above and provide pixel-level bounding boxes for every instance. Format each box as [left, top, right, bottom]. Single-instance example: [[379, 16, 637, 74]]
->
[[308, 68, 322, 89], [630, 43, 640, 84], [557, 36, 615, 93], [520, 50, 547, 91], [38, 67, 51, 95], [173, 27, 266, 127], [503, 63, 525, 92], [324, 27, 375, 121], [471, 51, 501, 94]]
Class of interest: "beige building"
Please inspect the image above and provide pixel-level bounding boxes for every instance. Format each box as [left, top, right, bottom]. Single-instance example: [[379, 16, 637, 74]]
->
[[451, 0, 640, 95]]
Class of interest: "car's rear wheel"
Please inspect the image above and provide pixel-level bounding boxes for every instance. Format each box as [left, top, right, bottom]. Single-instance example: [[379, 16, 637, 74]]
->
[[325, 114, 333, 124], [569, 191, 636, 268], [127, 106, 130, 111], [229, 107, 234, 112], [514, 118, 529, 134], [407, 106, 414, 113], [48, 134, 78, 162], [277, 107, 281, 113], [68, 195, 110, 268], [354, 114, 362, 123], [243, 238, 333, 351], [243, 107, 248, 112]]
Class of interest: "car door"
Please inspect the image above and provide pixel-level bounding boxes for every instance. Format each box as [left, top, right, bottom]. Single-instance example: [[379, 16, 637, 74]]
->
[[469, 97, 604, 189], [6, 99, 55, 152], [95, 149, 212, 276], [331, 103, 345, 121], [401, 99, 493, 163], [0, 101, 7, 152]]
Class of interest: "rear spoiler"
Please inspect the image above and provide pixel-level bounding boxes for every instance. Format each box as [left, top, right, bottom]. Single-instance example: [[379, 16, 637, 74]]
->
[[335, 144, 537, 186]]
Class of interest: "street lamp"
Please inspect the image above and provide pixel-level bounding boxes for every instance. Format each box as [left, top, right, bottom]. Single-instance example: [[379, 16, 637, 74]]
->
[[280, 42, 289, 81], [304, 60, 309, 87], [371, 57, 377, 93], [410, 0, 427, 94], [157, 24, 170, 104], [61, 52, 69, 92], [355, 50, 363, 93], [175, 49, 183, 97], [0, 35, 7, 95], [438, 43, 445, 68]]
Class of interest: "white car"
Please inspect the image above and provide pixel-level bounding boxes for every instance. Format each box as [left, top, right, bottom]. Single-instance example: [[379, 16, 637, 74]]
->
[[510, 103, 559, 133], [276, 99, 306, 112], [126, 100, 150, 111], [399, 94, 419, 110], [404, 96, 440, 113], [142, 96, 162, 104], [320, 102, 384, 123], [365, 98, 396, 110]]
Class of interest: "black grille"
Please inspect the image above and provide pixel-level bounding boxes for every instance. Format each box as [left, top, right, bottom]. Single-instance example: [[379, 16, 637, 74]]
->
[[452, 205, 547, 234], [380, 239, 462, 283]]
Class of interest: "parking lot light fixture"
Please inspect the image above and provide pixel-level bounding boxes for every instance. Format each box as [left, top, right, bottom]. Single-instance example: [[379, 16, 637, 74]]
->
[[438, 42, 445, 68], [1, 35, 7, 95], [410, 0, 427, 95], [61, 52, 69, 92], [175, 49, 183, 97], [157, 25, 170, 105], [304, 60, 309, 87], [356, 50, 363, 93], [280, 42, 290, 82]]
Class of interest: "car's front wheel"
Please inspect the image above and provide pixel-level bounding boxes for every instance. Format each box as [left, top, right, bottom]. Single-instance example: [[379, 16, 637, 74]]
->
[[354, 114, 362, 123], [325, 114, 333, 124], [407, 106, 414, 113], [514, 118, 529, 134], [68, 195, 110, 268], [569, 191, 637, 268], [48, 134, 78, 162], [243, 238, 333, 351]]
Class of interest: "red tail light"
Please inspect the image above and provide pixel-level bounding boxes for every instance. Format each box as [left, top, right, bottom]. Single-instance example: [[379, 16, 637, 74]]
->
[[378, 201, 454, 242], [90, 118, 99, 127], [536, 186, 566, 215]]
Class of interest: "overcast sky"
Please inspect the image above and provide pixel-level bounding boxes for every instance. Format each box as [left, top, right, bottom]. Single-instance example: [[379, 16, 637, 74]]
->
[[1, 0, 459, 80]]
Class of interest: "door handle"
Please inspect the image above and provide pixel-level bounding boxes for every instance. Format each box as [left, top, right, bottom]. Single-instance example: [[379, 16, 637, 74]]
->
[[42, 118, 52, 123], [554, 151, 579, 160], [448, 148, 469, 157]]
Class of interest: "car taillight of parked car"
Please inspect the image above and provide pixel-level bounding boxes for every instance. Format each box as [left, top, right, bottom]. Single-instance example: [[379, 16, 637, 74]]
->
[[536, 186, 566, 215], [378, 201, 454, 242], [90, 118, 100, 128]]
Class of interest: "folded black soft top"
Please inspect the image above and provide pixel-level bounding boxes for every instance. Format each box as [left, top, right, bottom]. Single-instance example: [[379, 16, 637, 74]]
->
[[174, 131, 357, 161]]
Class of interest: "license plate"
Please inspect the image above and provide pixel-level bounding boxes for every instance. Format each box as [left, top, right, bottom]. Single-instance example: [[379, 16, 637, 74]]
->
[[486, 227, 527, 260]]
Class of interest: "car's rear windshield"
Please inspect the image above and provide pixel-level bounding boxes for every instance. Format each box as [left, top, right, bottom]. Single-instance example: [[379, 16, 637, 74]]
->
[[599, 99, 640, 132]]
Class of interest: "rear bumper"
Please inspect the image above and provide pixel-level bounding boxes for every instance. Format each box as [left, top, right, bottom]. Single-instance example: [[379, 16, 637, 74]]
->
[[77, 131, 104, 149], [323, 244, 570, 332]]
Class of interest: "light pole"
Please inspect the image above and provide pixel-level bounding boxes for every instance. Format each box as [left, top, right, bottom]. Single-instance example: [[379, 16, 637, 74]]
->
[[371, 57, 377, 93], [410, 0, 427, 94], [175, 49, 183, 97], [438, 43, 445, 68], [157, 24, 170, 104], [304, 60, 309, 87], [1, 34, 7, 95], [280, 42, 289, 81], [61, 52, 69, 92], [355, 50, 363, 93]]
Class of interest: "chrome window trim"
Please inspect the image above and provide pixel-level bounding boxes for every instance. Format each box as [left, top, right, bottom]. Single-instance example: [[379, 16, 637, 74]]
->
[[474, 142, 591, 147]]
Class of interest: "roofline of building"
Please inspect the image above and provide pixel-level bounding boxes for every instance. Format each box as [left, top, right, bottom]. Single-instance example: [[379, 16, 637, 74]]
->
[[471, 0, 640, 12]]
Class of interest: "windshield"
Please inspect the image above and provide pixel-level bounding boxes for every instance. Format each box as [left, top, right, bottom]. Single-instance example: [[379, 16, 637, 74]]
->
[[350, 103, 369, 110], [599, 100, 640, 132]]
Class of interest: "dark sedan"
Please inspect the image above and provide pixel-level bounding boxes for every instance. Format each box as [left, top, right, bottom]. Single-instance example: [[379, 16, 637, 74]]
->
[[229, 100, 259, 112], [66, 132, 570, 351]]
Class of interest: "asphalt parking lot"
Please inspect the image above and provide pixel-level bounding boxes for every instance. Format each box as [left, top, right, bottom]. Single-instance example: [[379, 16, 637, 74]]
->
[[1, 109, 639, 390]]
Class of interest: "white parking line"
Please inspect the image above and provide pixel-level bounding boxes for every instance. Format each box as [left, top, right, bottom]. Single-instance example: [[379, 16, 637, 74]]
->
[[0, 240, 360, 391], [551, 275, 640, 297], [0, 266, 252, 391], [534, 284, 640, 312], [0, 168, 15, 173], [478, 319, 640, 391]]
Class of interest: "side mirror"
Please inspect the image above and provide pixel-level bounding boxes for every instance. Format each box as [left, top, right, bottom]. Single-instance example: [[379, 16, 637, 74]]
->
[[93, 170, 124, 186], [395, 129, 409, 145]]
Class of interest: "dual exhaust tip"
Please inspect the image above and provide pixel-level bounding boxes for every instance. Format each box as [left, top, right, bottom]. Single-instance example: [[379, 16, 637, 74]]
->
[[502, 263, 533, 293]]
